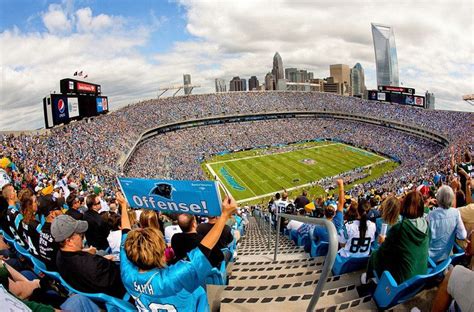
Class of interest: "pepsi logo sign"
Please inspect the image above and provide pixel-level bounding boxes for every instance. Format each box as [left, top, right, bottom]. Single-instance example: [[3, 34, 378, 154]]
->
[[58, 99, 65, 113]]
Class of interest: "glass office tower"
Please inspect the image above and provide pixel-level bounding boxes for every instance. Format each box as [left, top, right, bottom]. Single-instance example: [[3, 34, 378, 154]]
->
[[371, 23, 399, 87]]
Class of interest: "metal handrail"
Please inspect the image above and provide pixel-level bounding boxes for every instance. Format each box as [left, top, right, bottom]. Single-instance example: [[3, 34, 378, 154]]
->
[[260, 212, 338, 312]]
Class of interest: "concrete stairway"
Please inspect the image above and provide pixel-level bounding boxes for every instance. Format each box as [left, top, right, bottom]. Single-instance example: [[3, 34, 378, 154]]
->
[[209, 216, 437, 311], [213, 216, 376, 311]]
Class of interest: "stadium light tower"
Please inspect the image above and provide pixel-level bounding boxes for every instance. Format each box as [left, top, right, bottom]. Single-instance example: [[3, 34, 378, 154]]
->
[[371, 23, 400, 87]]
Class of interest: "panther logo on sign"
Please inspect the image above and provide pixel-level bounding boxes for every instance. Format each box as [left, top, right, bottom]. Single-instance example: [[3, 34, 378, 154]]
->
[[58, 99, 65, 114], [150, 183, 174, 199]]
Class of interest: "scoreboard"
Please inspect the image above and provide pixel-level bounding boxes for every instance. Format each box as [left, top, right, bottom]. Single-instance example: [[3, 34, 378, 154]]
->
[[368, 84, 425, 108], [60, 79, 101, 95], [43, 78, 109, 129]]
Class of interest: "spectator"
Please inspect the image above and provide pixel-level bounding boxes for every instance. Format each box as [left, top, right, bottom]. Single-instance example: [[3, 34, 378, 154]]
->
[[294, 190, 310, 210], [313, 179, 345, 243], [197, 216, 234, 262], [428, 185, 467, 263], [118, 192, 237, 311], [374, 196, 401, 247], [94, 186, 109, 214], [164, 215, 182, 244], [364, 191, 430, 284], [83, 194, 110, 251], [52, 214, 125, 298], [65, 194, 83, 220], [37, 194, 63, 271], [106, 213, 122, 254], [431, 265, 474, 312], [139, 210, 163, 233], [172, 214, 223, 267], [338, 193, 376, 258], [18, 189, 41, 257]]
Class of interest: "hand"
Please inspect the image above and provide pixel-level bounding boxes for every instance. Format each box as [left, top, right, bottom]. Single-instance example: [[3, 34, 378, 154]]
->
[[222, 196, 237, 217], [115, 191, 127, 206], [377, 235, 386, 245], [336, 179, 344, 188], [450, 178, 460, 191], [83, 246, 97, 255], [103, 254, 115, 261]]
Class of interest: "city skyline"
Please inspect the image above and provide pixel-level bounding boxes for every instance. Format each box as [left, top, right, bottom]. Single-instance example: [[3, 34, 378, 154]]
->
[[0, 0, 472, 130]]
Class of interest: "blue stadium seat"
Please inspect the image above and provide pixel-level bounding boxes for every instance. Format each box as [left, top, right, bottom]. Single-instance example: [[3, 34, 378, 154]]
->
[[30, 257, 135, 311], [450, 243, 465, 265], [373, 258, 450, 309], [0, 230, 15, 244], [297, 234, 311, 253], [205, 260, 227, 285], [331, 254, 369, 276], [310, 240, 328, 258]]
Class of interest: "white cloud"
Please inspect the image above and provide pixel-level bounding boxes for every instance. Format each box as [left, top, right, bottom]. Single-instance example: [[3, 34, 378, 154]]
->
[[42, 3, 72, 34], [76, 7, 122, 33], [0, 0, 473, 130], [178, 0, 474, 108]]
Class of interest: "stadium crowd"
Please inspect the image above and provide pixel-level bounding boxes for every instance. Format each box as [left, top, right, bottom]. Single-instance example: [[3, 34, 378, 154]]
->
[[0, 91, 472, 311]]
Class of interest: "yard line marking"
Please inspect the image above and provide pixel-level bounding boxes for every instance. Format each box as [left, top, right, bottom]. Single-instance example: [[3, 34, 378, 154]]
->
[[206, 143, 338, 165], [205, 163, 232, 198]]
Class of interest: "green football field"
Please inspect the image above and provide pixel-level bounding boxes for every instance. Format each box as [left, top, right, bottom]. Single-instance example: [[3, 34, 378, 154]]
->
[[202, 141, 398, 204]]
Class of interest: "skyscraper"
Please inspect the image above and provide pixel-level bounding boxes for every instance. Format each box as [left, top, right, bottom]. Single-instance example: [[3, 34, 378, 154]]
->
[[215, 78, 226, 92], [351, 63, 366, 98], [249, 76, 259, 91], [229, 77, 243, 91], [425, 91, 435, 109], [183, 74, 192, 95], [329, 64, 351, 96], [371, 23, 399, 87], [265, 73, 274, 91], [241, 78, 247, 91], [272, 52, 284, 90]]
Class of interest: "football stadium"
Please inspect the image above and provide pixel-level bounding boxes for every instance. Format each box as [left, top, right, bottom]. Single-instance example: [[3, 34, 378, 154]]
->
[[1, 90, 473, 311], [1, 2, 474, 312]]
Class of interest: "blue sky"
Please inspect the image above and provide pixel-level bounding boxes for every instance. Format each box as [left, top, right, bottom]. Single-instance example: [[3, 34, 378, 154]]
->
[[0, 0, 189, 54], [0, 0, 472, 130]]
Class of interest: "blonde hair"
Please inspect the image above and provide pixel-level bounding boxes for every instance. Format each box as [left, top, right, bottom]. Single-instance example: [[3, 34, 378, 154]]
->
[[381, 196, 401, 225], [125, 227, 167, 270], [139, 210, 160, 230], [127, 209, 138, 228]]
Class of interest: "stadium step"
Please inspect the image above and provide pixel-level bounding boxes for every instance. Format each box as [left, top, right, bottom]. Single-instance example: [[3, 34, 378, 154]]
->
[[234, 252, 309, 263], [223, 271, 362, 298], [220, 293, 376, 311], [230, 260, 325, 277], [232, 258, 325, 273], [219, 216, 379, 311], [232, 256, 325, 269]]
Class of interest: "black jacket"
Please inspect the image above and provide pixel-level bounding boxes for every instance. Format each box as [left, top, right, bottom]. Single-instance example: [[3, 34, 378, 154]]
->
[[56, 249, 125, 298], [83, 209, 110, 250]]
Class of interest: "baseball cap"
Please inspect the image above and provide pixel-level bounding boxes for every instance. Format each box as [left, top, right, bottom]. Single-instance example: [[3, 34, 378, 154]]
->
[[51, 214, 88, 242], [37, 194, 61, 217]]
